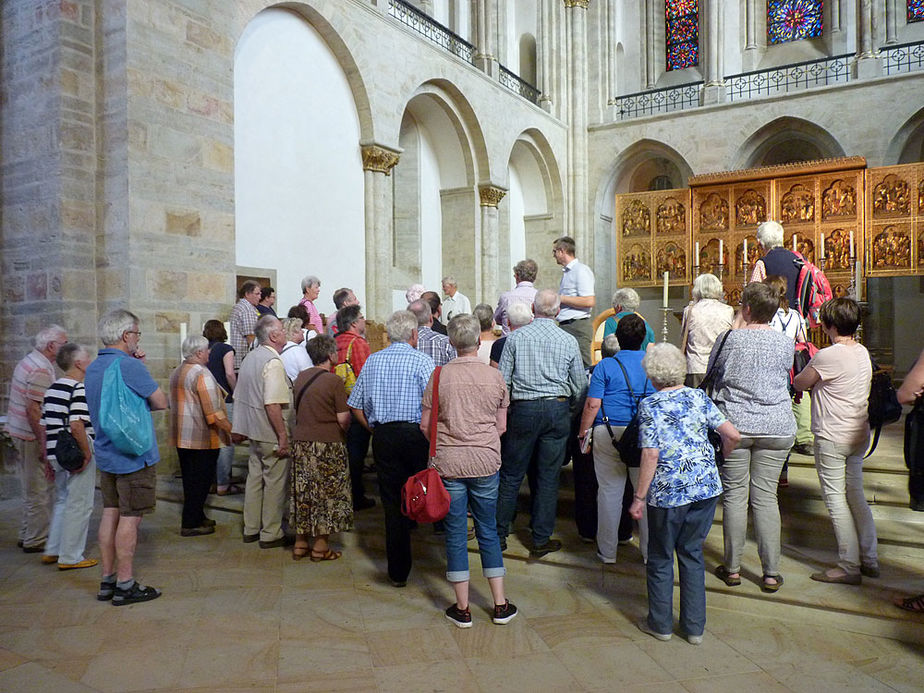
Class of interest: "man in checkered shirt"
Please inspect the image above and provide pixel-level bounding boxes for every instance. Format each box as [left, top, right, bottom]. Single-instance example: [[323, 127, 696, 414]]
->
[[408, 299, 456, 366], [496, 289, 587, 558], [348, 310, 435, 587]]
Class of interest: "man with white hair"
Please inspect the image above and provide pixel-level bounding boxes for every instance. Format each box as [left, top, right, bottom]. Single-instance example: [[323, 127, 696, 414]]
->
[[6, 324, 68, 553], [603, 288, 656, 351], [233, 315, 293, 549], [347, 310, 435, 587], [750, 220, 801, 308], [85, 309, 167, 605], [441, 276, 471, 321], [496, 289, 586, 557]]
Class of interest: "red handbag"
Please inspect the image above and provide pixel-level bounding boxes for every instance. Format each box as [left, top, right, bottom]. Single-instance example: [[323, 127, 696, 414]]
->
[[400, 367, 450, 523]]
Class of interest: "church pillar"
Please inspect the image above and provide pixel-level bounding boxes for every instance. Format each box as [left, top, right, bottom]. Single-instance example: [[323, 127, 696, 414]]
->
[[564, 0, 590, 262], [644, 0, 657, 89], [853, 0, 882, 79], [744, 0, 757, 49], [361, 143, 400, 321], [606, 0, 618, 100], [538, 0, 554, 111], [885, 0, 898, 45], [701, 0, 726, 104], [475, 0, 498, 77], [479, 185, 507, 305]]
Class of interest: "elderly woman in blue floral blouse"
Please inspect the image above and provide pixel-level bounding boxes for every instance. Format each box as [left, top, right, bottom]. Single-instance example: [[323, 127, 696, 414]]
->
[[630, 343, 740, 646]]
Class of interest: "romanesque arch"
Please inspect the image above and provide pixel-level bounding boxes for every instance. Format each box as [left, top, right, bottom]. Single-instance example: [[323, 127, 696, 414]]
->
[[735, 116, 846, 169], [887, 107, 924, 165]]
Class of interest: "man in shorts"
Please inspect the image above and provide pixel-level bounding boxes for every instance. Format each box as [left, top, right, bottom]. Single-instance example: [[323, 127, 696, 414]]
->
[[84, 309, 168, 605]]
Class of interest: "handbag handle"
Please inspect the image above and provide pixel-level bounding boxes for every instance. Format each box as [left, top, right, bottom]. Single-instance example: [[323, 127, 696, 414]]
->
[[699, 329, 732, 394], [428, 367, 442, 459]]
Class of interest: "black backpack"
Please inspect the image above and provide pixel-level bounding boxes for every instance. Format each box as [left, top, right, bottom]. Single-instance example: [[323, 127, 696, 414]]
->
[[866, 357, 903, 458]]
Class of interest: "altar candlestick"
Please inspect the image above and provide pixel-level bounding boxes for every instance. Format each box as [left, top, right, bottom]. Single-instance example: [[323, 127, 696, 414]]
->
[[743, 238, 748, 262], [792, 234, 797, 252], [718, 239, 723, 265], [662, 271, 669, 308], [819, 234, 825, 260], [849, 230, 854, 257]]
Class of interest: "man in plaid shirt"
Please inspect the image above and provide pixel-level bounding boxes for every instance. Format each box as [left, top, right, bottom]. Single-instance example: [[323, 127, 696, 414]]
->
[[409, 300, 456, 367], [496, 289, 587, 557], [348, 310, 435, 587]]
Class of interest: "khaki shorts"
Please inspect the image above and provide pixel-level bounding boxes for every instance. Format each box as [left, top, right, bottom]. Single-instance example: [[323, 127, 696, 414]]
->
[[100, 464, 157, 517]]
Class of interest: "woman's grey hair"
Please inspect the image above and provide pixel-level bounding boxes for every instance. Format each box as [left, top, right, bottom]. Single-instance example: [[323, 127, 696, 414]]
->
[[386, 310, 417, 343], [441, 276, 457, 288], [692, 273, 725, 301], [281, 317, 303, 340], [182, 335, 209, 359], [34, 324, 67, 351], [255, 315, 281, 344], [98, 309, 139, 346], [448, 314, 480, 353], [612, 287, 640, 311], [472, 304, 494, 331], [56, 342, 89, 371], [601, 334, 621, 359], [507, 302, 533, 328], [533, 289, 561, 318], [643, 342, 687, 389], [300, 275, 320, 292], [405, 283, 425, 304], [756, 220, 784, 250]]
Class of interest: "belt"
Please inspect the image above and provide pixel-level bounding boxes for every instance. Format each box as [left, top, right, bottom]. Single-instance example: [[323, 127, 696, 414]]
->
[[513, 396, 568, 403], [558, 317, 589, 326]]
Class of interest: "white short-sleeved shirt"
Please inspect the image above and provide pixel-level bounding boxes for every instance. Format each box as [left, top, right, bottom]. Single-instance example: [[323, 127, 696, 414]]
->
[[808, 342, 872, 445], [558, 259, 595, 322]]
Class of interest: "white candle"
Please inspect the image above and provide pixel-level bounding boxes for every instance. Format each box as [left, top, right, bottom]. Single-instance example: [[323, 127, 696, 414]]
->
[[718, 239, 723, 265], [855, 260, 862, 300], [819, 233, 825, 260], [743, 238, 748, 263], [695, 241, 700, 263], [662, 271, 669, 308], [792, 233, 798, 252], [849, 230, 854, 258], [180, 322, 188, 360]]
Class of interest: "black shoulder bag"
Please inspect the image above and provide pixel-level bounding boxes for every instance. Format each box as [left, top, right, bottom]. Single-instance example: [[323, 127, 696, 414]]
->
[[865, 356, 903, 459], [697, 330, 732, 466]]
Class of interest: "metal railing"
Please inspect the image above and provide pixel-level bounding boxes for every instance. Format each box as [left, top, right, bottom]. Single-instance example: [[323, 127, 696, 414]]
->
[[725, 53, 851, 101], [387, 0, 475, 65], [610, 81, 703, 120], [498, 65, 540, 105], [881, 40, 924, 75]]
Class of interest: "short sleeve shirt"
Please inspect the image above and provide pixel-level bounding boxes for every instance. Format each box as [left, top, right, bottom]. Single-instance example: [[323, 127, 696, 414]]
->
[[587, 351, 655, 426], [292, 368, 349, 443], [6, 350, 55, 440], [558, 259, 595, 322], [638, 387, 725, 508], [808, 342, 872, 445], [230, 298, 259, 370], [42, 378, 94, 464]]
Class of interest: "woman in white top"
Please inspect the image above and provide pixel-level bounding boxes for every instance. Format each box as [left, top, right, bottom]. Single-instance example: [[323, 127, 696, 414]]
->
[[279, 317, 313, 382], [472, 304, 497, 365], [681, 274, 734, 387], [794, 298, 876, 584]]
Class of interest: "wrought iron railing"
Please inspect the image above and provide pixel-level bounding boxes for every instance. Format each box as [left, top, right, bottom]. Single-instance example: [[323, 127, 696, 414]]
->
[[725, 53, 851, 101], [498, 65, 540, 105], [387, 0, 475, 65], [610, 82, 703, 120], [881, 40, 924, 75]]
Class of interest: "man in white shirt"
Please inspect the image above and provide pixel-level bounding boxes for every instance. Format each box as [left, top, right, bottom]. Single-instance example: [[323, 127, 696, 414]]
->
[[441, 276, 471, 321], [553, 236, 595, 368]]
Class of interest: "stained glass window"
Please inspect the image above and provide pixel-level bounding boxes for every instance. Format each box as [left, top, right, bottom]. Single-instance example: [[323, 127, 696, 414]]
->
[[768, 1, 823, 44], [910, 0, 924, 23], [666, 0, 699, 71]]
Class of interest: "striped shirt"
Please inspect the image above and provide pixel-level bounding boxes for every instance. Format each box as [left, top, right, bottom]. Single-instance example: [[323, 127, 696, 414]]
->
[[347, 342, 435, 426], [6, 350, 55, 440], [169, 362, 229, 449], [41, 378, 94, 463], [416, 326, 457, 366], [498, 318, 586, 401], [230, 298, 259, 370]]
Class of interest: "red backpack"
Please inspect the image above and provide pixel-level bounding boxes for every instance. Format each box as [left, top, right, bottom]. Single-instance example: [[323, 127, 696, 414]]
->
[[792, 251, 834, 328]]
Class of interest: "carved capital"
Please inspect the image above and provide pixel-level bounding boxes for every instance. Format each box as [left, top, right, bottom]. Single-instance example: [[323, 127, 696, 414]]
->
[[361, 144, 400, 175], [563, 0, 590, 8], [479, 185, 507, 207]]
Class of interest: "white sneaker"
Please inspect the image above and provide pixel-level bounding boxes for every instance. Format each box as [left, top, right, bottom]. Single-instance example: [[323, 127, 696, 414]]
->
[[686, 633, 703, 645], [637, 618, 671, 641]]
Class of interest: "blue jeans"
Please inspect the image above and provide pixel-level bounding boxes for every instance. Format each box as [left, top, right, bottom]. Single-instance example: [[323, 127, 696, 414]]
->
[[443, 474, 505, 582], [216, 401, 234, 486], [646, 496, 718, 638], [496, 399, 570, 546]]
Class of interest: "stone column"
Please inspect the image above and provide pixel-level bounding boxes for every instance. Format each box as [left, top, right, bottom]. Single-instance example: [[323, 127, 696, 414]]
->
[[853, 0, 882, 78], [361, 143, 400, 321], [538, 0, 553, 111], [475, 0, 498, 77], [644, 0, 657, 88], [606, 0, 618, 101], [479, 185, 507, 305], [745, 0, 757, 49], [701, 0, 725, 104], [564, 0, 590, 263], [884, 0, 898, 45]]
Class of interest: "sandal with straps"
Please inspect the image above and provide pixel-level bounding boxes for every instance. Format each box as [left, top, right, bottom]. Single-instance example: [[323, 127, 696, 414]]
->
[[895, 593, 924, 613], [292, 543, 310, 561], [714, 565, 741, 586], [761, 574, 784, 593], [310, 548, 342, 562]]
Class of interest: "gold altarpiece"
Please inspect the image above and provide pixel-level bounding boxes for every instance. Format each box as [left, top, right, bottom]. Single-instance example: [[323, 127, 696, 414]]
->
[[614, 157, 924, 297]]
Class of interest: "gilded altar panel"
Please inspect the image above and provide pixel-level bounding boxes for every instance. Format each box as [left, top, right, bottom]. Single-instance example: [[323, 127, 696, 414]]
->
[[615, 189, 690, 288], [866, 163, 924, 276]]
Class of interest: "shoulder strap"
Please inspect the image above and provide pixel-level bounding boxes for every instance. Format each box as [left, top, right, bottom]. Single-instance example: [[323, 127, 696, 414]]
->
[[700, 329, 732, 391], [428, 367, 442, 458], [281, 343, 299, 354], [293, 370, 325, 414], [601, 358, 648, 443], [345, 338, 357, 375]]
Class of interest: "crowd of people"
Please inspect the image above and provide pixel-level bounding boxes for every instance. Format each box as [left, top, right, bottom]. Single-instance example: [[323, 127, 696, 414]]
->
[[5, 226, 924, 632]]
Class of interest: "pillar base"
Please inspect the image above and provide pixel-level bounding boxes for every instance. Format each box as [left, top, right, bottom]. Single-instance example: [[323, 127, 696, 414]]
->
[[700, 83, 726, 106], [852, 55, 882, 80]]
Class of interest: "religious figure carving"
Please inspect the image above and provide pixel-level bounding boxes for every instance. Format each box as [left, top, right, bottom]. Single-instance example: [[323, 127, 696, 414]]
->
[[792, 237, 815, 264], [622, 244, 651, 281], [872, 227, 911, 268], [873, 174, 911, 217], [780, 183, 815, 223], [735, 238, 760, 270], [700, 193, 728, 231], [833, 283, 848, 298], [821, 180, 857, 219], [656, 197, 685, 235], [918, 179, 924, 215], [622, 200, 650, 237], [735, 189, 766, 227], [824, 229, 851, 270], [656, 242, 686, 280], [700, 238, 724, 274], [727, 288, 741, 306]]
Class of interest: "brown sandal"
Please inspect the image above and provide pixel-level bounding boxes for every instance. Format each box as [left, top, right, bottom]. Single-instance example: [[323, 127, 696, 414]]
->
[[895, 593, 924, 613], [310, 548, 342, 562], [292, 544, 310, 561]]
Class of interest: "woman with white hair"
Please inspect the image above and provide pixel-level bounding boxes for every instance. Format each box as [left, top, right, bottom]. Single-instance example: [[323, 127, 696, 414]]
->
[[750, 220, 801, 309], [680, 273, 734, 387], [630, 343, 740, 645], [169, 335, 232, 536], [280, 317, 313, 382], [603, 288, 656, 350], [298, 275, 323, 334]]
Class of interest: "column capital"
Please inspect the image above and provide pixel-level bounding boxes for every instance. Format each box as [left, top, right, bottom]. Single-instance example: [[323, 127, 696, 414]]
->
[[563, 0, 590, 8], [360, 143, 401, 175], [479, 184, 507, 207]]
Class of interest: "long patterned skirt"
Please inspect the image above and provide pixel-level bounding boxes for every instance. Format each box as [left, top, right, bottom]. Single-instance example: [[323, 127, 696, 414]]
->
[[290, 440, 354, 536]]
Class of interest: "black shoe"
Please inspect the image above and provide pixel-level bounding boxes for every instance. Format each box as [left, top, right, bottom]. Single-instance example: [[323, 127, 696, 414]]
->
[[492, 600, 518, 625], [499, 538, 507, 551], [242, 533, 260, 544], [16, 541, 23, 549], [259, 535, 295, 549], [353, 497, 376, 511], [529, 539, 562, 558], [445, 603, 472, 628], [112, 581, 161, 606], [22, 544, 45, 554], [389, 578, 407, 588], [97, 581, 116, 601], [181, 525, 215, 537], [201, 518, 216, 528]]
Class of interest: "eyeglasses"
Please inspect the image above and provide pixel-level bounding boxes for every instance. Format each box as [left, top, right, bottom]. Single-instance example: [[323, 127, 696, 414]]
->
[[125, 330, 141, 337]]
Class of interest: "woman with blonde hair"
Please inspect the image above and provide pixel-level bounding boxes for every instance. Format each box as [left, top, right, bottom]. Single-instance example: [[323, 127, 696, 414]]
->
[[680, 273, 734, 387]]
